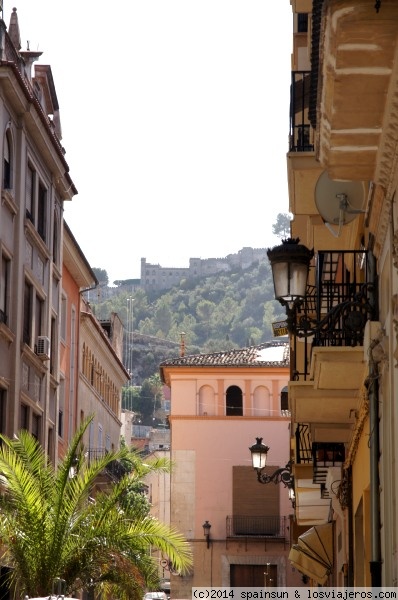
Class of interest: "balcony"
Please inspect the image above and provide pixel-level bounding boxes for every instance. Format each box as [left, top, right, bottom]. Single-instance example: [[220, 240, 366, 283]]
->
[[312, 442, 345, 486], [290, 249, 374, 381], [226, 515, 288, 540], [87, 448, 129, 483], [289, 71, 314, 152], [293, 426, 345, 525], [284, 246, 375, 527]]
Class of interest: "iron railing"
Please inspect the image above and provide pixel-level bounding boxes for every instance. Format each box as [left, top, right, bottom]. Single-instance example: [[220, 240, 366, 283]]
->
[[295, 423, 312, 464], [86, 448, 128, 481], [289, 71, 314, 152], [291, 250, 376, 379], [226, 515, 288, 538]]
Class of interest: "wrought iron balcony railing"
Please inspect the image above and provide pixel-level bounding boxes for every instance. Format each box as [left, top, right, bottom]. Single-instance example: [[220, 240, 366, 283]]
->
[[86, 448, 128, 482], [226, 515, 288, 539], [291, 249, 376, 379], [289, 71, 314, 152], [312, 442, 345, 485], [295, 423, 312, 464]]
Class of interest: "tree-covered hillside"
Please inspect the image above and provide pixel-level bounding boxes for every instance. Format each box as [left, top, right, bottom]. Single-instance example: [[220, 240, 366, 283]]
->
[[89, 255, 286, 385]]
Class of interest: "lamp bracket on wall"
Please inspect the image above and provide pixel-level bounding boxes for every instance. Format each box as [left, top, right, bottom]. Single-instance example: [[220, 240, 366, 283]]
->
[[255, 460, 294, 487]]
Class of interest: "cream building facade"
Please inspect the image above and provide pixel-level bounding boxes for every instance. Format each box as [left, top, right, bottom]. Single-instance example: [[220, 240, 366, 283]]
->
[[79, 304, 128, 458], [282, 0, 398, 587]]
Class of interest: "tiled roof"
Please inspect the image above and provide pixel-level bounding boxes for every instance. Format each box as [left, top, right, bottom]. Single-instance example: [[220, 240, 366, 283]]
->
[[160, 341, 289, 368]]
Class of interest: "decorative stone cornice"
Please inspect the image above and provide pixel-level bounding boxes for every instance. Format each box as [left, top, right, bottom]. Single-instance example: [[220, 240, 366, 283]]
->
[[344, 386, 369, 468]]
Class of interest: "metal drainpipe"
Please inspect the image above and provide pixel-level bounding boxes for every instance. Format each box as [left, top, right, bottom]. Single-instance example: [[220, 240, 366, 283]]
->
[[368, 251, 382, 586], [369, 352, 381, 586]]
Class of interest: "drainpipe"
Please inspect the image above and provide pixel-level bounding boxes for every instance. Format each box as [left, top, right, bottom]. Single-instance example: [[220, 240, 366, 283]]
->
[[368, 251, 382, 586], [369, 351, 381, 586]]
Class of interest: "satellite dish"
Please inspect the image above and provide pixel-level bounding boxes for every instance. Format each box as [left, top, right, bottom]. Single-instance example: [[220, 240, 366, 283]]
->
[[315, 172, 367, 237]]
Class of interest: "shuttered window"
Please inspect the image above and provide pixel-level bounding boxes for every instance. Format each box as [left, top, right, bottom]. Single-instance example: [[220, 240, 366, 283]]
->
[[233, 465, 279, 516], [232, 466, 280, 535]]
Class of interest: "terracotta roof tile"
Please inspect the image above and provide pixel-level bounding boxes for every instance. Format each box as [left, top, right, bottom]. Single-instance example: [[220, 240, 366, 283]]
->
[[160, 341, 289, 368]]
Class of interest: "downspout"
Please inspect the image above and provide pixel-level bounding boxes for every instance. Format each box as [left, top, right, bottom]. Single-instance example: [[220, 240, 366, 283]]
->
[[369, 347, 381, 585], [347, 467, 354, 587], [368, 251, 382, 586]]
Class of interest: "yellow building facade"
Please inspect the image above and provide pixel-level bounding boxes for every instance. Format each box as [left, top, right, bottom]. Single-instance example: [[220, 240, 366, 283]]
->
[[283, 0, 398, 587]]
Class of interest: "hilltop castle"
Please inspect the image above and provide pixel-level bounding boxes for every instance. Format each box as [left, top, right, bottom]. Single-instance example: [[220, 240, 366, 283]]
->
[[140, 247, 268, 292]]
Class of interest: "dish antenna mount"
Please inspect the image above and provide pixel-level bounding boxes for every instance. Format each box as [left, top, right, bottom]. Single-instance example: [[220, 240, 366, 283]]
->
[[315, 172, 366, 237]]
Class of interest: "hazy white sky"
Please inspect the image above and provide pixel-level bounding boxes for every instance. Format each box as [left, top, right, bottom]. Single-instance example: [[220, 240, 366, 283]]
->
[[7, 1, 292, 283]]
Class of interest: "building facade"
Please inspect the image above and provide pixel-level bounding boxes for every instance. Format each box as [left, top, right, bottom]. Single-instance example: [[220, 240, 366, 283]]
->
[[283, 0, 398, 587], [0, 9, 76, 461], [79, 303, 128, 458], [160, 342, 303, 597], [60, 222, 98, 459], [0, 6, 128, 470]]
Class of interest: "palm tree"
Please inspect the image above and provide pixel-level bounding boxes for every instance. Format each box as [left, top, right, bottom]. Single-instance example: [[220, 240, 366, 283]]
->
[[0, 418, 192, 599]]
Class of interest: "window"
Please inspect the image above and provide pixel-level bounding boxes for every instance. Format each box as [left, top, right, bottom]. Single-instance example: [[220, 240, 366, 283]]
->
[[58, 410, 63, 438], [32, 413, 41, 441], [0, 254, 10, 325], [25, 163, 48, 241], [50, 316, 57, 375], [98, 424, 103, 449], [60, 294, 67, 341], [232, 466, 280, 535], [37, 182, 47, 241], [23, 282, 32, 345], [58, 378, 65, 439], [0, 389, 6, 434], [20, 403, 29, 431], [52, 210, 59, 264], [297, 13, 308, 33], [35, 295, 43, 338], [226, 385, 243, 416], [3, 131, 12, 189], [25, 165, 35, 222], [23, 280, 46, 349], [281, 386, 289, 414]]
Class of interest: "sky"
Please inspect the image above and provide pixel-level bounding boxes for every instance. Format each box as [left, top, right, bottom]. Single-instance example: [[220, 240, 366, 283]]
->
[[6, 1, 293, 284]]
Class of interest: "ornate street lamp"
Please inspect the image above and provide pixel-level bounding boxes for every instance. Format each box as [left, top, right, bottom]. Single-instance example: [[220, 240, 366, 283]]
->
[[249, 437, 293, 488], [267, 237, 313, 307], [267, 238, 374, 339]]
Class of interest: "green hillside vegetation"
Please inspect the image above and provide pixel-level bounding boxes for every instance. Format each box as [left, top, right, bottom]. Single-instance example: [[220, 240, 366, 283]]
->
[[89, 256, 287, 387]]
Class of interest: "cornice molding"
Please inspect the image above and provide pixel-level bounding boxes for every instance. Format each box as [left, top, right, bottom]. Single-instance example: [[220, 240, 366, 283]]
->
[[344, 386, 369, 468]]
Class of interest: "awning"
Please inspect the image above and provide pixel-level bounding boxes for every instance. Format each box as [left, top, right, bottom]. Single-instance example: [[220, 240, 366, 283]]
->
[[288, 522, 333, 585]]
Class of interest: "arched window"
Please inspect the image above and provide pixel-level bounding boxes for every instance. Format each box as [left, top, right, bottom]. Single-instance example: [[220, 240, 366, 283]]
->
[[3, 130, 12, 189], [281, 386, 289, 415], [226, 385, 243, 416], [198, 385, 215, 415]]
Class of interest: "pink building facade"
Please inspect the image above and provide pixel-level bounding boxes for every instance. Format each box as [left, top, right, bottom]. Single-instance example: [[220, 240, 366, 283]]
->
[[160, 342, 303, 596]]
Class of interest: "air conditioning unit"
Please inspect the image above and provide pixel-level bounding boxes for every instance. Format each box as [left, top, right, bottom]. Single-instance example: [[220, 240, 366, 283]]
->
[[36, 336, 50, 359]]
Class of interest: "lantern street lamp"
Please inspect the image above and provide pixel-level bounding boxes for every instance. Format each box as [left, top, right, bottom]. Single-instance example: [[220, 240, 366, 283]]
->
[[267, 238, 314, 308], [249, 437, 294, 489], [267, 238, 374, 338], [202, 520, 211, 549]]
